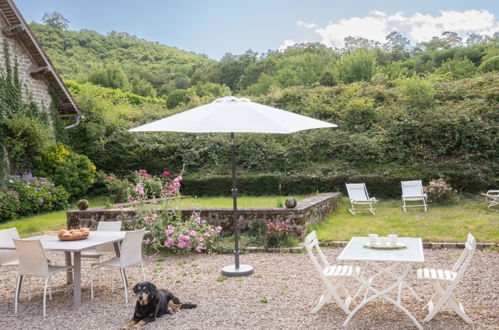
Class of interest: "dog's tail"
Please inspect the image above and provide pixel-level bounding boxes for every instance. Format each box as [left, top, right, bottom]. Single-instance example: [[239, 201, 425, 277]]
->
[[181, 303, 197, 309]]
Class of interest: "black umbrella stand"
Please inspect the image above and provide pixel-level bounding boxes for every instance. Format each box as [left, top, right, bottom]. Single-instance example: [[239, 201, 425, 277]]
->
[[221, 132, 254, 277]]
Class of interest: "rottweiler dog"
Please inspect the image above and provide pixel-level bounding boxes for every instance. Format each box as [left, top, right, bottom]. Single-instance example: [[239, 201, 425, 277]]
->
[[121, 281, 196, 328]]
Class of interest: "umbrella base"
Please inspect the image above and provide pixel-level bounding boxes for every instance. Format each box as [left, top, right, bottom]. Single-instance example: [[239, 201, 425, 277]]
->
[[221, 264, 254, 277]]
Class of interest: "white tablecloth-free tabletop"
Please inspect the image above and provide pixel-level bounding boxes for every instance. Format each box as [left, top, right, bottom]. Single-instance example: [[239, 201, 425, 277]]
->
[[0, 231, 126, 308], [338, 237, 425, 263], [337, 237, 425, 330]]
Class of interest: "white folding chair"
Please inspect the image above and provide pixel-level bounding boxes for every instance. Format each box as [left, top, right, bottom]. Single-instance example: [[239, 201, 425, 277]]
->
[[90, 228, 146, 303], [81, 221, 122, 259], [345, 183, 378, 215], [481, 190, 499, 211], [0, 227, 20, 266], [401, 180, 428, 212], [13, 239, 71, 317], [416, 233, 476, 324], [304, 231, 361, 314]]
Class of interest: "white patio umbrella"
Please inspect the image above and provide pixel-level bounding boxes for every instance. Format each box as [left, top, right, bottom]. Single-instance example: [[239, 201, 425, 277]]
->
[[130, 96, 337, 276]]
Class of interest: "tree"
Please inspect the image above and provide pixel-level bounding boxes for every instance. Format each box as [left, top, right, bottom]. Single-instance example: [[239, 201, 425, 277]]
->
[[435, 57, 476, 79], [41, 12, 70, 30], [384, 32, 410, 61], [339, 50, 376, 83], [87, 64, 130, 90], [344, 36, 380, 51]]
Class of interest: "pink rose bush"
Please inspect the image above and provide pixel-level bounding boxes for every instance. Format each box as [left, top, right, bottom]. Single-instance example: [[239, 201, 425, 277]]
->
[[139, 211, 220, 253], [127, 169, 182, 202], [424, 178, 457, 204]]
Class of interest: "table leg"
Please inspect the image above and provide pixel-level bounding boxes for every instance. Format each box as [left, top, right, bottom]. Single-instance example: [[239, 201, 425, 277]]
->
[[343, 262, 423, 330], [65, 251, 73, 285], [73, 251, 82, 308]]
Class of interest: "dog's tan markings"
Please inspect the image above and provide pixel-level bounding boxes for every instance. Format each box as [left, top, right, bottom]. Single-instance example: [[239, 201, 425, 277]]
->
[[168, 300, 182, 313], [121, 320, 136, 329], [132, 320, 146, 328]]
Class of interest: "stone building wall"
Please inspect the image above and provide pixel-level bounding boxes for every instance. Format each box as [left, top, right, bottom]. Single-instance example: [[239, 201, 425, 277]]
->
[[0, 15, 53, 112]]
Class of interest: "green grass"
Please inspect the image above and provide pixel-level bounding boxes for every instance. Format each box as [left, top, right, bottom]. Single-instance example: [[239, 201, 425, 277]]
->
[[312, 197, 498, 243], [0, 196, 107, 237], [171, 195, 310, 208]]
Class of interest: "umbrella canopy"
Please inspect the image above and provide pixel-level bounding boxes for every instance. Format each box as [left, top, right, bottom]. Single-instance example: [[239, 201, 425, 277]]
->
[[129, 96, 336, 277], [129, 96, 336, 133]]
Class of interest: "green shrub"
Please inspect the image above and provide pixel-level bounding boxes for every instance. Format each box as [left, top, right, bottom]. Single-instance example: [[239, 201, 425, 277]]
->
[[166, 89, 190, 109], [0, 188, 20, 222], [7, 173, 69, 216], [104, 175, 132, 203], [35, 143, 96, 197]]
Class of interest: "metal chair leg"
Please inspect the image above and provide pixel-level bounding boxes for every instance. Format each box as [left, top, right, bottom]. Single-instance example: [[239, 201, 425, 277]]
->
[[120, 268, 128, 304], [14, 275, 22, 314], [43, 277, 48, 317]]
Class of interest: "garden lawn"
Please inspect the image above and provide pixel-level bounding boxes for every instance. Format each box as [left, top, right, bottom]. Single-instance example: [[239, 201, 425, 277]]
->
[[312, 197, 498, 243], [0, 196, 107, 237], [171, 195, 310, 208]]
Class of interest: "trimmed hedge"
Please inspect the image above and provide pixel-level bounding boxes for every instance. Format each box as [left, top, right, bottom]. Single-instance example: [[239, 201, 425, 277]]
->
[[181, 163, 497, 199]]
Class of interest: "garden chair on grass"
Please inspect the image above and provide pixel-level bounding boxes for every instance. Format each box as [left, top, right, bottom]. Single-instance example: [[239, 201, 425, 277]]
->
[[481, 190, 499, 211], [81, 221, 122, 259], [304, 231, 362, 314], [416, 233, 476, 324], [401, 180, 428, 212], [0, 227, 20, 266], [345, 183, 378, 215], [90, 228, 146, 304], [13, 239, 71, 317]]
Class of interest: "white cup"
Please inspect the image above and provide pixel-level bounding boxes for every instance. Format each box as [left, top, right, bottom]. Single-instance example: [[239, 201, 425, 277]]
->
[[388, 234, 398, 246], [368, 234, 378, 245], [378, 237, 388, 246]]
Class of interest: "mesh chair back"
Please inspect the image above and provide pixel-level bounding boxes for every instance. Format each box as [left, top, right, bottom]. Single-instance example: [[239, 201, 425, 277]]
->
[[346, 183, 369, 201], [95, 221, 122, 253], [0, 228, 20, 266], [13, 239, 49, 276], [120, 228, 145, 268], [401, 180, 424, 197]]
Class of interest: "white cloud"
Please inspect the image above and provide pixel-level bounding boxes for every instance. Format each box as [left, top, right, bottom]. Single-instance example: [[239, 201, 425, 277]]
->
[[297, 20, 317, 29], [278, 39, 297, 51], [291, 9, 499, 49]]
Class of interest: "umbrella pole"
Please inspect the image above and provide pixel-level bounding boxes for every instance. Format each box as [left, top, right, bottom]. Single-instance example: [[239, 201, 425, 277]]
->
[[221, 132, 254, 277]]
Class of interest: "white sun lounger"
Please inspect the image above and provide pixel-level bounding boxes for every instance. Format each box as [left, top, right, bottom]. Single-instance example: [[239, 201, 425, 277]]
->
[[401, 180, 428, 212], [346, 183, 378, 215], [481, 190, 499, 211]]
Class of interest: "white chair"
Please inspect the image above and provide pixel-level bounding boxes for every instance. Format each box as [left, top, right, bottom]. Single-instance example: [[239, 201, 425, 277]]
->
[[81, 221, 122, 259], [304, 231, 361, 314], [0, 227, 20, 266], [416, 233, 476, 324], [90, 228, 146, 304], [401, 180, 428, 212], [481, 190, 499, 211], [345, 183, 378, 215], [13, 239, 71, 317]]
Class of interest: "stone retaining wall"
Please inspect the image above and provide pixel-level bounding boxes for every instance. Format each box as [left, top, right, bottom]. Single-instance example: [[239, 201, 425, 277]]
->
[[66, 192, 341, 237]]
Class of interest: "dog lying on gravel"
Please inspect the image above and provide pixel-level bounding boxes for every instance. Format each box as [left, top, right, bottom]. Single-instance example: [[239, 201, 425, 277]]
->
[[120, 281, 197, 328]]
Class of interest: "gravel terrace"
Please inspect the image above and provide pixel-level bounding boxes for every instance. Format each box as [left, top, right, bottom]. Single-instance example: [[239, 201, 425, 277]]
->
[[0, 248, 497, 329]]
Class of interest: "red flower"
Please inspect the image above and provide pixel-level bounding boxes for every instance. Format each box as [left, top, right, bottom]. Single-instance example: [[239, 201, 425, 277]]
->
[[139, 169, 147, 175], [163, 171, 171, 176]]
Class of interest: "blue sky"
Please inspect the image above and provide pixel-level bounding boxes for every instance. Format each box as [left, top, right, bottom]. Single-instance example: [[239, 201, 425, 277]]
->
[[16, 0, 499, 59]]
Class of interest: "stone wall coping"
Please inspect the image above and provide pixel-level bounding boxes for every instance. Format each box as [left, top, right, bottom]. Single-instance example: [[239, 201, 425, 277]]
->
[[66, 192, 341, 215]]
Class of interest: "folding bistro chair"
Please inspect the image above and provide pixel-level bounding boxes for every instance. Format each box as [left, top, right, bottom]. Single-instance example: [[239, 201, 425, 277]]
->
[[304, 231, 361, 314], [416, 233, 476, 324], [345, 183, 378, 215], [401, 180, 428, 212], [481, 190, 499, 211]]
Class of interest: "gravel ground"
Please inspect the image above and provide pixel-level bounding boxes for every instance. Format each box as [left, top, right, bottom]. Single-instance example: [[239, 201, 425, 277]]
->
[[0, 248, 497, 330]]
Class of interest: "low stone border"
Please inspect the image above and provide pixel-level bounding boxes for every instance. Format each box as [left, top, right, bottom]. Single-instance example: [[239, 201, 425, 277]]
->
[[240, 241, 498, 253]]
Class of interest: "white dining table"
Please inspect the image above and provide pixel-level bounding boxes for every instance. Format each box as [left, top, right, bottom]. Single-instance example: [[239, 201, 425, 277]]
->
[[0, 231, 125, 308], [337, 237, 425, 330]]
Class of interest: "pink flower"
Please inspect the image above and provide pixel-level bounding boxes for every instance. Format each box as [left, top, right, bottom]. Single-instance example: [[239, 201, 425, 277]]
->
[[184, 235, 191, 241], [178, 235, 185, 241], [195, 217, 201, 224], [139, 169, 147, 174], [195, 245, 204, 253], [215, 226, 222, 233], [107, 176, 113, 180], [165, 238, 174, 248], [189, 230, 196, 237], [135, 183, 144, 195], [165, 226, 174, 236], [204, 232, 210, 238], [178, 241, 187, 248], [198, 236, 204, 242], [163, 171, 171, 176]]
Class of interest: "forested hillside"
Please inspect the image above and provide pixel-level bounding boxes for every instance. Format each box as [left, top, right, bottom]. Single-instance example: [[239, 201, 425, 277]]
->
[[28, 19, 499, 196]]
